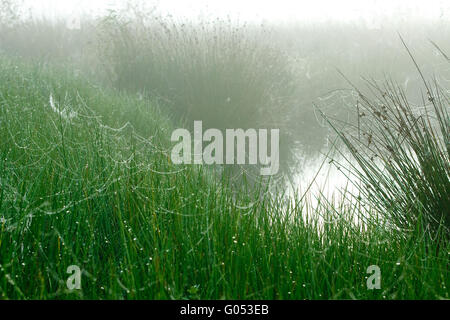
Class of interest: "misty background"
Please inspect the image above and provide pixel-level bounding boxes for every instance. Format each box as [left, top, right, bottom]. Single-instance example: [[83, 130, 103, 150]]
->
[[1, 0, 449, 194]]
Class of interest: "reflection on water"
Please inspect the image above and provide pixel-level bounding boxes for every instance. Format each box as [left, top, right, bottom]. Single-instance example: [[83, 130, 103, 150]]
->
[[286, 146, 361, 210]]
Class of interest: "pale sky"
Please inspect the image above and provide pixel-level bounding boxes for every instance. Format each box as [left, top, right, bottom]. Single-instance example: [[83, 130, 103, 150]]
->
[[23, 0, 449, 23]]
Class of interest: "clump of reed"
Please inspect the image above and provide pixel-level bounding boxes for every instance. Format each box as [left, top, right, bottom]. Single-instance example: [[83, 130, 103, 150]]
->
[[96, 8, 300, 175], [324, 40, 449, 240]]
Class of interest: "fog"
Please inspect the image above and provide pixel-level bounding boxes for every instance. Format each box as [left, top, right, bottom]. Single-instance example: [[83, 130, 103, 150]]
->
[[1, 0, 449, 196], [24, 0, 449, 23]]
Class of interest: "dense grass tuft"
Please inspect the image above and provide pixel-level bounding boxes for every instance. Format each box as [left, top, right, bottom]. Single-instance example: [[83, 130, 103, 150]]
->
[[96, 10, 300, 173], [323, 43, 449, 240]]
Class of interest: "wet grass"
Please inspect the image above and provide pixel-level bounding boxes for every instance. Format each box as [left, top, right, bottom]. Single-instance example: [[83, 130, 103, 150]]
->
[[323, 40, 449, 239], [0, 57, 448, 299]]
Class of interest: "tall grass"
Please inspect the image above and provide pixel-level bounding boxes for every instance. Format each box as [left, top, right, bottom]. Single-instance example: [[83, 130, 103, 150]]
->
[[99, 10, 297, 126], [96, 10, 303, 174], [0, 3, 448, 299], [323, 41, 449, 240], [0, 57, 448, 299]]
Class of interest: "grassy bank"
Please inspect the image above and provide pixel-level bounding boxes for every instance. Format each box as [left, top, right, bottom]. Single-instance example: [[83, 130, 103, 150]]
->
[[0, 57, 448, 299]]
